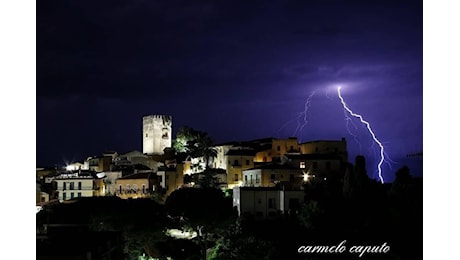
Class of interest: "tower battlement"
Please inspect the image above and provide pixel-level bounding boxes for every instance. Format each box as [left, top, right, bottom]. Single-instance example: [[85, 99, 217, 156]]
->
[[143, 114, 172, 155]]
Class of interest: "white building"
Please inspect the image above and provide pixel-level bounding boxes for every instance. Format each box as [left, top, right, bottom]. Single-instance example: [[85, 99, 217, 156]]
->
[[233, 187, 304, 218], [54, 172, 103, 201], [143, 115, 172, 155]]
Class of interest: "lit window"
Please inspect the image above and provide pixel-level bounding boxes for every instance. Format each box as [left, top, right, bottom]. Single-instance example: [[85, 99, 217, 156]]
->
[[300, 162, 306, 169]]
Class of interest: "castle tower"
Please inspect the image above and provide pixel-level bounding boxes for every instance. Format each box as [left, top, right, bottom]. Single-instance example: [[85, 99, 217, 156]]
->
[[142, 115, 172, 155]]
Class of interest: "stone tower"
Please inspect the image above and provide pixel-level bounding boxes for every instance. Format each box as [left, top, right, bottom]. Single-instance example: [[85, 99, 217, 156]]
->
[[142, 115, 172, 155]]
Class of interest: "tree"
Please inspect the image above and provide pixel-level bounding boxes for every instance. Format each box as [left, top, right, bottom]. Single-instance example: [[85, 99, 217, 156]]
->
[[173, 126, 218, 171], [210, 219, 279, 260], [173, 126, 197, 153], [165, 188, 236, 259], [187, 130, 217, 171]]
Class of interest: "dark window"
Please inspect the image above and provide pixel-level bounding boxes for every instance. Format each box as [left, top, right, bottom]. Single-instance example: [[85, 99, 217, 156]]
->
[[271, 174, 276, 180], [70, 192, 74, 199], [70, 182, 74, 190], [63, 193, 66, 200], [41, 197, 45, 203], [245, 160, 250, 165], [77, 192, 81, 197], [142, 185, 146, 193], [158, 176, 163, 183], [268, 198, 274, 208], [63, 182, 66, 190], [277, 146, 280, 151], [244, 175, 248, 182], [228, 160, 231, 165], [234, 159, 239, 166], [119, 185, 122, 193], [290, 146, 294, 151], [315, 147, 318, 152], [78, 182, 82, 190], [263, 157, 267, 162], [256, 175, 260, 184], [234, 174, 238, 182]]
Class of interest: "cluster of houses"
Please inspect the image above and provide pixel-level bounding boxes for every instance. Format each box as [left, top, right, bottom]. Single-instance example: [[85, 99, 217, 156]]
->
[[37, 114, 350, 218]]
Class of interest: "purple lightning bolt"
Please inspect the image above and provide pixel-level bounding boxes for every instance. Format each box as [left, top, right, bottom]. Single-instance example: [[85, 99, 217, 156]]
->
[[337, 86, 385, 183], [294, 91, 316, 137]]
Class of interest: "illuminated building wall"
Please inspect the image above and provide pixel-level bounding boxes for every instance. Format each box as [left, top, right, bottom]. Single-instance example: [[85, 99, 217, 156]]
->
[[283, 154, 343, 179], [299, 138, 348, 162], [102, 171, 123, 195], [271, 138, 300, 159], [55, 176, 98, 202], [242, 164, 303, 189], [226, 149, 256, 188], [254, 149, 273, 163], [115, 172, 157, 199], [143, 115, 172, 155], [213, 144, 235, 170]]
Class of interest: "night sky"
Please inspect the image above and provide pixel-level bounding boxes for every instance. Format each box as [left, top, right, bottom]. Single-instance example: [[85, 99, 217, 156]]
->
[[37, 0, 423, 182]]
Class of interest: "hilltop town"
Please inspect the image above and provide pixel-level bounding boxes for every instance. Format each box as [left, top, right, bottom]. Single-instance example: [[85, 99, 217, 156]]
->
[[36, 114, 422, 260]]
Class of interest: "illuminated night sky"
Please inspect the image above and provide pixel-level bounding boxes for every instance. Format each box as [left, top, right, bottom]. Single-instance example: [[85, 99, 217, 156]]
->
[[37, 0, 422, 181]]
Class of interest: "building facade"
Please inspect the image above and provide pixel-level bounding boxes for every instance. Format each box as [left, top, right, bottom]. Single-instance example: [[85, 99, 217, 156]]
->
[[233, 187, 304, 218], [115, 172, 158, 199], [54, 173, 103, 202], [242, 163, 304, 189], [143, 115, 172, 155], [299, 138, 348, 162]]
